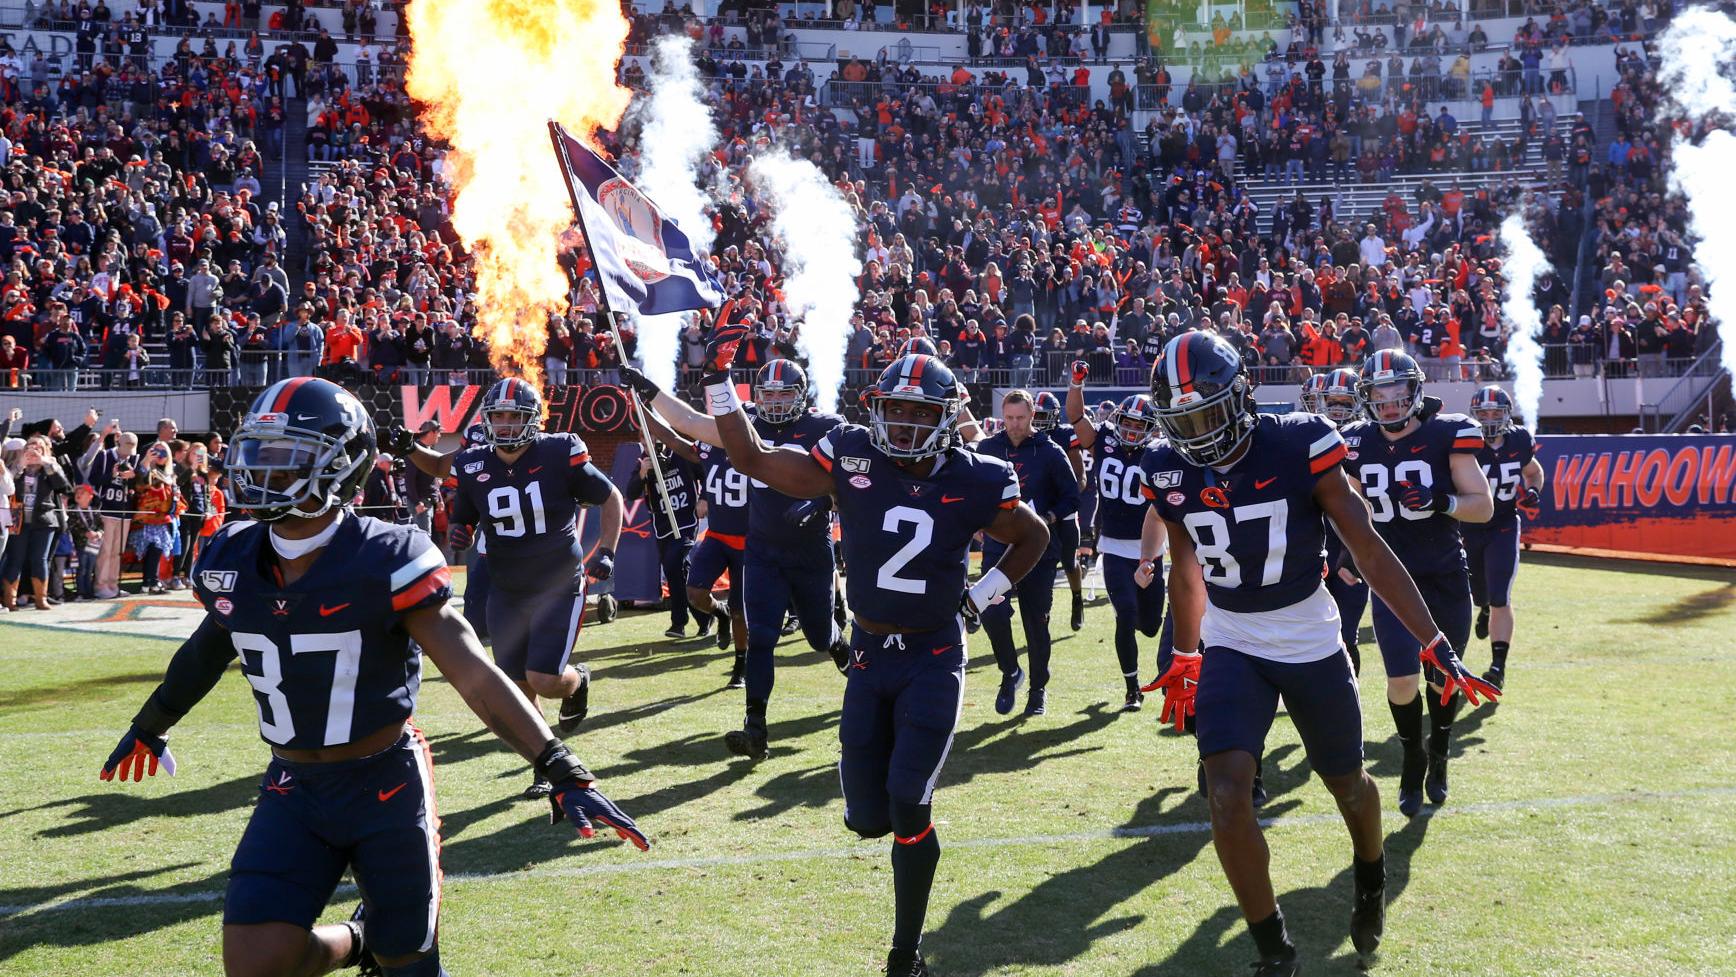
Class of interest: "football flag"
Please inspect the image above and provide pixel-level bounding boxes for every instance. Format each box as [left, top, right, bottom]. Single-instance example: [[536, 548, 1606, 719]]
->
[[548, 121, 723, 316]]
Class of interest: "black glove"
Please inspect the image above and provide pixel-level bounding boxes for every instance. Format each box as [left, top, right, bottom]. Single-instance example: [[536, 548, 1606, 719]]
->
[[447, 523, 474, 552], [384, 424, 415, 456], [1397, 479, 1451, 513], [535, 738, 649, 850], [618, 364, 661, 402], [784, 499, 829, 530], [586, 547, 615, 582]]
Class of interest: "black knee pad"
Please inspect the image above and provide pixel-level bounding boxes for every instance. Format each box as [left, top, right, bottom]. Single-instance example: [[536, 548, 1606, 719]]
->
[[382, 949, 447, 977], [844, 814, 892, 840], [888, 800, 932, 840]]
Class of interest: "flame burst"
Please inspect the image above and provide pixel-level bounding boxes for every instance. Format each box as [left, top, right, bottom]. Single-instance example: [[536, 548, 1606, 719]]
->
[[407, 0, 632, 389]]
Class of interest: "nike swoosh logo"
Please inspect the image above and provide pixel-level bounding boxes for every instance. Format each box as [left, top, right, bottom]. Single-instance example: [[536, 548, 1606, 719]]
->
[[1411, 445, 1427, 453], [931, 643, 956, 656], [1255, 477, 1277, 490], [941, 495, 965, 503], [529, 466, 544, 474], [378, 783, 406, 802], [319, 603, 350, 617], [558, 708, 585, 722]]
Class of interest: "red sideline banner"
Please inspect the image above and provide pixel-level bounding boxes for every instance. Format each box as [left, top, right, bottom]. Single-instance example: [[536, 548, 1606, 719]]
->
[[1530, 434, 1736, 562]]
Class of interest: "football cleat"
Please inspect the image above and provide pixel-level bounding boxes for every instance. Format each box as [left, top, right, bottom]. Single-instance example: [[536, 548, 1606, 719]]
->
[[726, 655, 746, 689], [524, 776, 553, 801], [1122, 689, 1145, 712], [1070, 591, 1084, 631], [1024, 687, 1048, 717], [724, 716, 768, 761], [1398, 747, 1426, 817], [1475, 605, 1490, 640], [1250, 950, 1300, 977], [663, 625, 686, 639], [1252, 758, 1269, 808], [1482, 663, 1505, 692], [780, 611, 799, 636], [346, 903, 382, 977], [887, 949, 930, 977], [995, 668, 1025, 716], [556, 664, 592, 734], [713, 603, 732, 651], [828, 638, 850, 675], [695, 615, 715, 639], [833, 587, 848, 633], [596, 593, 619, 623], [1426, 751, 1449, 806], [1351, 880, 1385, 969]]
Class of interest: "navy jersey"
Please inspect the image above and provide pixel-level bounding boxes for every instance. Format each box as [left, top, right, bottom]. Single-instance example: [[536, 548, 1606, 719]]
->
[[746, 406, 844, 549], [975, 430, 1079, 527], [451, 433, 608, 591], [1088, 421, 1155, 542], [1341, 408, 1484, 578], [696, 440, 749, 538], [1472, 427, 1537, 530], [190, 516, 452, 750], [1143, 412, 1348, 615], [812, 424, 1021, 631], [1042, 424, 1079, 456]]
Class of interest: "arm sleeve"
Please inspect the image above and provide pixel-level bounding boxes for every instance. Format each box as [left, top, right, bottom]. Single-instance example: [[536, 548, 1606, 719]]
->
[[389, 532, 453, 614], [622, 468, 647, 502], [450, 478, 478, 526], [568, 460, 616, 506], [806, 428, 846, 492], [1449, 418, 1485, 453], [1049, 445, 1080, 520], [1305, 421, 1349, 482], [133, 615, 237, 735]]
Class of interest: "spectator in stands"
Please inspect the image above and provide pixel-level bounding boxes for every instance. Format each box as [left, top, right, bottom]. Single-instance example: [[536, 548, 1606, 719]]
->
[[0, 335, 28, 388], [0, 435, 73, 611]]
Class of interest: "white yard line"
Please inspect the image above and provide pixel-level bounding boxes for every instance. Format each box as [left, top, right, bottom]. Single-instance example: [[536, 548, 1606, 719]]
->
[[4, 785, 1732, 919]]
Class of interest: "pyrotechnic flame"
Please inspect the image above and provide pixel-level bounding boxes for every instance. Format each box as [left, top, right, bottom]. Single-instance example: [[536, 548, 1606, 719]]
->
[[1499, 211, 1552, 430], [407, 0, 632, 390]]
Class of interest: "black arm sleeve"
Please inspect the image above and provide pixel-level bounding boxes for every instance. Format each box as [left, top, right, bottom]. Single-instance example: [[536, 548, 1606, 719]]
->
[[569, 460, 616, 507], [621, 468, 647, 502], [132, 616, 238, 736]]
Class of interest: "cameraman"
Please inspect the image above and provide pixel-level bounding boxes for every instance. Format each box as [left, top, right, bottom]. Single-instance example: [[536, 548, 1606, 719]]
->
[[85, 424, 137, 599]]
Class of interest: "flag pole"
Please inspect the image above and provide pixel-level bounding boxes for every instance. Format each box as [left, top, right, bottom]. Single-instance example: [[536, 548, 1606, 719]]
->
[[547, 120, 682, 537]]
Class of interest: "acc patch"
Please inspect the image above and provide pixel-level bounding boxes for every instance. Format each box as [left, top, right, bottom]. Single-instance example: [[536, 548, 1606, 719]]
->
[[476, 473, 491, 483], [463, 461, 484, 474], [841, 456, 871, 473], [1346, 451, 1359, 460], [213, 597, 234, 616], [849, 474, 872, 489], [200, 569, 237, 592], [1152, 470, 1183, 489], [1165, 491, 1187, 506]]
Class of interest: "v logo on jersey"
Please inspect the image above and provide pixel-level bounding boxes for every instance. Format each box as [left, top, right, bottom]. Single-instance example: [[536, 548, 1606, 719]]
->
[[272, 599, 291, 617], [941, 495, 966, 504], [378, 783, 407, 803], [319, 602, 350, 617], [1254, 477, 1277, 490]]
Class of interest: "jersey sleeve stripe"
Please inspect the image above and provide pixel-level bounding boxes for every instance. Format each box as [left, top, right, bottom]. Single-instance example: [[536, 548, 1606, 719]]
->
[[392, 566, 452, 611], [809, 445, 834, 472], [1452, 438, 1484, 450], [998, 498, 1020, 509], [1140, 483, 1158, 500], [1309, 443, 1349, 473], [390, 545, 447, 591], [1001, 480, 1020, 500], [568, 451, 591, 466], [1308, 430, 1344, 457], [1456, 426, 1482, 438]]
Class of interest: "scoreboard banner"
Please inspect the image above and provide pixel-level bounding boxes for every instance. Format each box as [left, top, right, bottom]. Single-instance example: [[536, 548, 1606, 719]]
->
[[1529, 434, 1736, 562]]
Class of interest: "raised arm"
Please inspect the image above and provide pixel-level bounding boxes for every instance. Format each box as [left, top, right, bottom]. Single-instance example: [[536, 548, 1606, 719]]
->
[[1065, 358, 1097, 449], [697, 326, 832, 499], [618, 364, 721, 447], [638, 404, 702, 464]]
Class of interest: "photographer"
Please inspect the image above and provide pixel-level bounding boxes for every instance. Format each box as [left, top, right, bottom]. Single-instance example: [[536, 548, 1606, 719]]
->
[[86, 425, 136, 599]]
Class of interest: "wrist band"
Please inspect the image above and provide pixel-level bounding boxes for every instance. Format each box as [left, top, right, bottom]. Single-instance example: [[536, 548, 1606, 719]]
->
[[704, 379, 741, 417], [1444, 493, 1458, 517], [969, 567, 1012, 609]]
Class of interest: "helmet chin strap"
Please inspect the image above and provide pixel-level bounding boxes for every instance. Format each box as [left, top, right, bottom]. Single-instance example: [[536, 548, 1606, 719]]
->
[[271, 510, 345, 560]]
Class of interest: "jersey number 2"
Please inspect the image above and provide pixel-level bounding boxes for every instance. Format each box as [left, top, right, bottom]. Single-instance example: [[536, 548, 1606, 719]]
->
[[877, 506, 934, 595], [233, 630, 364, 746]]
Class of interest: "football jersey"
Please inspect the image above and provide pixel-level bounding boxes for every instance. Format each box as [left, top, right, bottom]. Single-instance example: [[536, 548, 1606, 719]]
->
[[696, 440, 748, 538], [1088, 421, 1156, 543], [1470, 427, 1537, 531], [1340, 405, 1485, 578], [746, 406, 844, 550], [190, 516, 452, 751], [451, 432, 599, 591], [811, 424, 1021, 632], [975, 429, 1079, 529]]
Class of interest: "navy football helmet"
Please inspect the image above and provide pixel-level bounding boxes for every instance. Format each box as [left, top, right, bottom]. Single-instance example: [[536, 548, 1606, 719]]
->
[[1298, 372, 1330, 414], [862, 354, 962, 461], [1032, 390, 1062, 431], [1321, 367, 1362, 424], [229, 377, 376, 523], [480, 377, 542, 449], [898, 336, 939, 359], [1149, 331, 1257, 467], [755, 360, 810, 426], [1358, 349, 1426, 431], [1470, 385, 1514, 439], [1111, 393, 1160, 445]]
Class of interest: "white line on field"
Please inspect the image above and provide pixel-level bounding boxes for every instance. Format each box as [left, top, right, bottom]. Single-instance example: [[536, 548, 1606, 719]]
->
[[4, 785, 1732, 919]]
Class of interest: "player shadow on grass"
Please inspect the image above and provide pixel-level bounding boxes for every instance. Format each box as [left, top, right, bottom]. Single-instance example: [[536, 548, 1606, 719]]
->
[[2, 773, 262, 838], [1128, 807, 1434, 977], [1626, 580, 1735, 627], [0, 671, 169, 712], [1364, 697, 1496, 782], [0, 865, 228, 963]]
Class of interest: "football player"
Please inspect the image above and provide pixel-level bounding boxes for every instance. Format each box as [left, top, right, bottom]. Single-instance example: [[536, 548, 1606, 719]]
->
[[1296, 371, 1330, 414], [695, 331, 1050, 977], [621, 357, 849, 761], [1034, 389, 1089, 630], [1464, 386, 1543, 690], [1341, 351, 1500, 817], [1066, 363, 1165, 711], [1138, 333, 1491, 976], [1315, 368, 1369, 673], [975, 389, 1080, 717], [100, 377, 646, 977], [448, 378, 624, 798], [623, 442, 701, 639]]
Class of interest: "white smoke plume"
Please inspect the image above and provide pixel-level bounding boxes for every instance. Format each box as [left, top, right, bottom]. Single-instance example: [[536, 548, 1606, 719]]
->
[[629, 35, 720, 390], [1499, 211, 1551, 430], [747, 152, 862, 412], [1657, 10, 1736, 380]]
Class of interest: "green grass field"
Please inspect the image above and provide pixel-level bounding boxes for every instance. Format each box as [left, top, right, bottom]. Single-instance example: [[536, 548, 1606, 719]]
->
[[2, 553, 1734, 976]]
